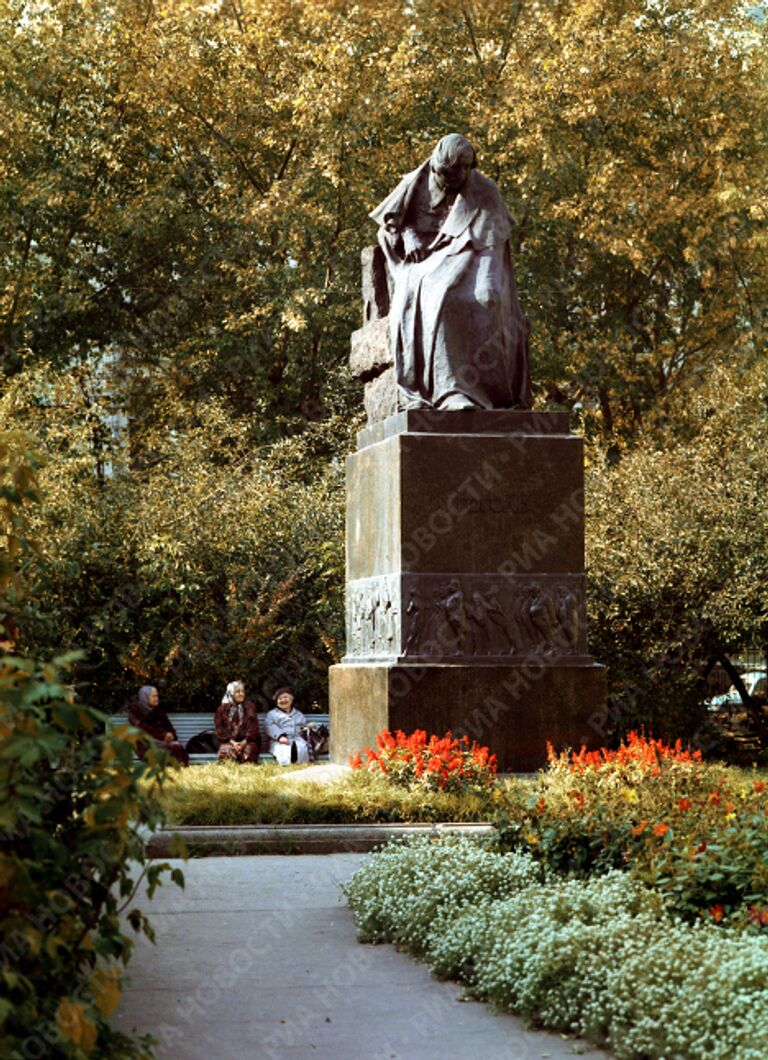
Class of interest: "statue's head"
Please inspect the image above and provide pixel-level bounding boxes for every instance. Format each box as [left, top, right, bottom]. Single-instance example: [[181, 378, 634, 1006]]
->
[[430, 134, 477, 193]]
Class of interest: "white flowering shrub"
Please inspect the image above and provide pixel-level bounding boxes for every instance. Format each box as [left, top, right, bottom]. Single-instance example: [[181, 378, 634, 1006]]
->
[[343, 835, 546, 951], [346, 838, 768, 1059]]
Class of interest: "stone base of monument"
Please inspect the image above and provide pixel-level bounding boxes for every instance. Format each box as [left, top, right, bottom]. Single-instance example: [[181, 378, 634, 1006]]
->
[[329, 408, 607, 773], [329, 661, 606, 773]]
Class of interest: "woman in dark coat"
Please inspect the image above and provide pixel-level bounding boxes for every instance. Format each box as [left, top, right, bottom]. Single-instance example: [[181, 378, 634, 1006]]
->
[[126, 685, 189, 766], [214, 681, 261, 764]]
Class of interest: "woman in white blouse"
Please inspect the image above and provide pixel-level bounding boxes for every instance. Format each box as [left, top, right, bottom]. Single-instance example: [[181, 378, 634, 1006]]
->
[[265, 686, 309, 765]]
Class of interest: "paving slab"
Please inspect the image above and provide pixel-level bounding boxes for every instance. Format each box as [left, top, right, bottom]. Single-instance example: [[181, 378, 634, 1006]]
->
[[114, 854, 609, 1060]]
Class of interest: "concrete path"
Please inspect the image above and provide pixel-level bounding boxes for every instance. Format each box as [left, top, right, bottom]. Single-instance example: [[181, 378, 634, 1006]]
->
[[114, 854, 608, 1060]]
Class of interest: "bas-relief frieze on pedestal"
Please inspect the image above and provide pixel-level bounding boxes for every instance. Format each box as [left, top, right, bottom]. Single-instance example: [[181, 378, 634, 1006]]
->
[[345, 574, 586, 662]]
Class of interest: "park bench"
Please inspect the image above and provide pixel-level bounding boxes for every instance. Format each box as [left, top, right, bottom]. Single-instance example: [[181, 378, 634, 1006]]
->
[[106, 712, 330, 764]]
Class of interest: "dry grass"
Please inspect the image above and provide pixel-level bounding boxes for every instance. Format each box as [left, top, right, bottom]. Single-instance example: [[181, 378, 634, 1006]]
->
[[157, 762, 504, 825]]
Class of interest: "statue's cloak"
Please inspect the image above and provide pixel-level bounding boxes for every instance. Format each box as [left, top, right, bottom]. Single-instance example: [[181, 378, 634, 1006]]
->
[[370, 162, 531, 410]]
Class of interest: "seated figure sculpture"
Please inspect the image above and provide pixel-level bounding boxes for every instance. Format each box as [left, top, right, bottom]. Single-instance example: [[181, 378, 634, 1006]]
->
[[370, 133, 531, 411]]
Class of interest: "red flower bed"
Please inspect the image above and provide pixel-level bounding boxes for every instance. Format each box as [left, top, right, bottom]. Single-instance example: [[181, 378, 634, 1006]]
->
[[499, 729, 768, 928], [350, 729, 498, 794], [548, 729, 702, 774]]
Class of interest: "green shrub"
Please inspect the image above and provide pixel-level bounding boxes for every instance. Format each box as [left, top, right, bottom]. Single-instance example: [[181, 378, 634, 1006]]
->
[[0, 653, 183, 1058], [1, 430, 181, 1058], [2, 375, 350, 713], [346, 836, 768, 1060]]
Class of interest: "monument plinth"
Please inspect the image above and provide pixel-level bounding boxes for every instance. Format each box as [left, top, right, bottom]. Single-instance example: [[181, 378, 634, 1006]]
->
[[329, 134, 606, 771], [329, 410, 606, 772]]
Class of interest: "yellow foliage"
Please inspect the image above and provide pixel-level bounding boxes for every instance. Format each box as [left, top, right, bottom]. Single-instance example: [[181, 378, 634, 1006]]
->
[[91, 967, 122, 1018], [56, 1000, 98, 1053]]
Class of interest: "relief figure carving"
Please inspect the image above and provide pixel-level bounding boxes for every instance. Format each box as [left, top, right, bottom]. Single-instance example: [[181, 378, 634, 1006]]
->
[[403, 588, 426, 656], [382, 598, 397, 655], [557, 587, 580, 652], [470, 586, 516, 655], [442, 578, 474, 656], [349, 590, 364, 654], [528, 584, 558, 655]]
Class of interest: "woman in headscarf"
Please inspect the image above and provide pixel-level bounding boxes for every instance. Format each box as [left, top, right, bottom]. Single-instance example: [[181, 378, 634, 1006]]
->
[[214, 680, 261, 764], [126, 685, 189, 766], [265, 686, 309, 765]]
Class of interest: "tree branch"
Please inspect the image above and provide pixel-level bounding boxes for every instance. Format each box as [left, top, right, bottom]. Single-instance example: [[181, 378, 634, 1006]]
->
[[496, 1, 522, 79], [276, 138, 297, 182], [169, 95, 267, 194], [461, 2, 484, 69]]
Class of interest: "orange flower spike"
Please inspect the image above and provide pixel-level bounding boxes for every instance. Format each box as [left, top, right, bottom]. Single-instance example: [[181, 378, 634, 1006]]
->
[[709, 904, 725, 923], [349, 751, 362, 769]]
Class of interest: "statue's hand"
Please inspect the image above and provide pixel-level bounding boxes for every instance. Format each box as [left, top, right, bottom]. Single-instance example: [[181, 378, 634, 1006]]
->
[[402, 227, 429, 264]]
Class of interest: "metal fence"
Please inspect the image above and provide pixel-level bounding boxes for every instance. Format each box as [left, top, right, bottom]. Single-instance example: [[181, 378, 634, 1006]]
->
[[705, 646, 768, 695]]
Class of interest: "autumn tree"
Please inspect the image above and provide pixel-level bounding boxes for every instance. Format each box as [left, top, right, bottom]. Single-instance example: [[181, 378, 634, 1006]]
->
[[2, 0, 765, 438], [1, 0, 766, 710], [1, 363, 350, 710], [586, 360, 768, 742]]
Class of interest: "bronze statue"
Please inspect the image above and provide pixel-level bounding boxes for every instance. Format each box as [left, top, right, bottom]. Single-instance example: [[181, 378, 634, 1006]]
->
[[370, 134, 531, 412]]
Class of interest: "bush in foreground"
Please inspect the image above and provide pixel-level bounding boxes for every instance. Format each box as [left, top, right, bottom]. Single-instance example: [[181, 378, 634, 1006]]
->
[[345, 836, 768, 1060], [0, 655, 183, 1058], [1, 430, 182, 1057]]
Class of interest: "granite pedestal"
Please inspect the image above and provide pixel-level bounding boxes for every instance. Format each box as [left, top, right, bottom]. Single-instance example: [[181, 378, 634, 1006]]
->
[[329, 410, 606, 772]]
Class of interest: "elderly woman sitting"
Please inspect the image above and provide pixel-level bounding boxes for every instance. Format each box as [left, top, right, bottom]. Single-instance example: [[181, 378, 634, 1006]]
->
[[265, 686, 309, 766], [214, 681, 261, 764], [126, 686, 189, 766]]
